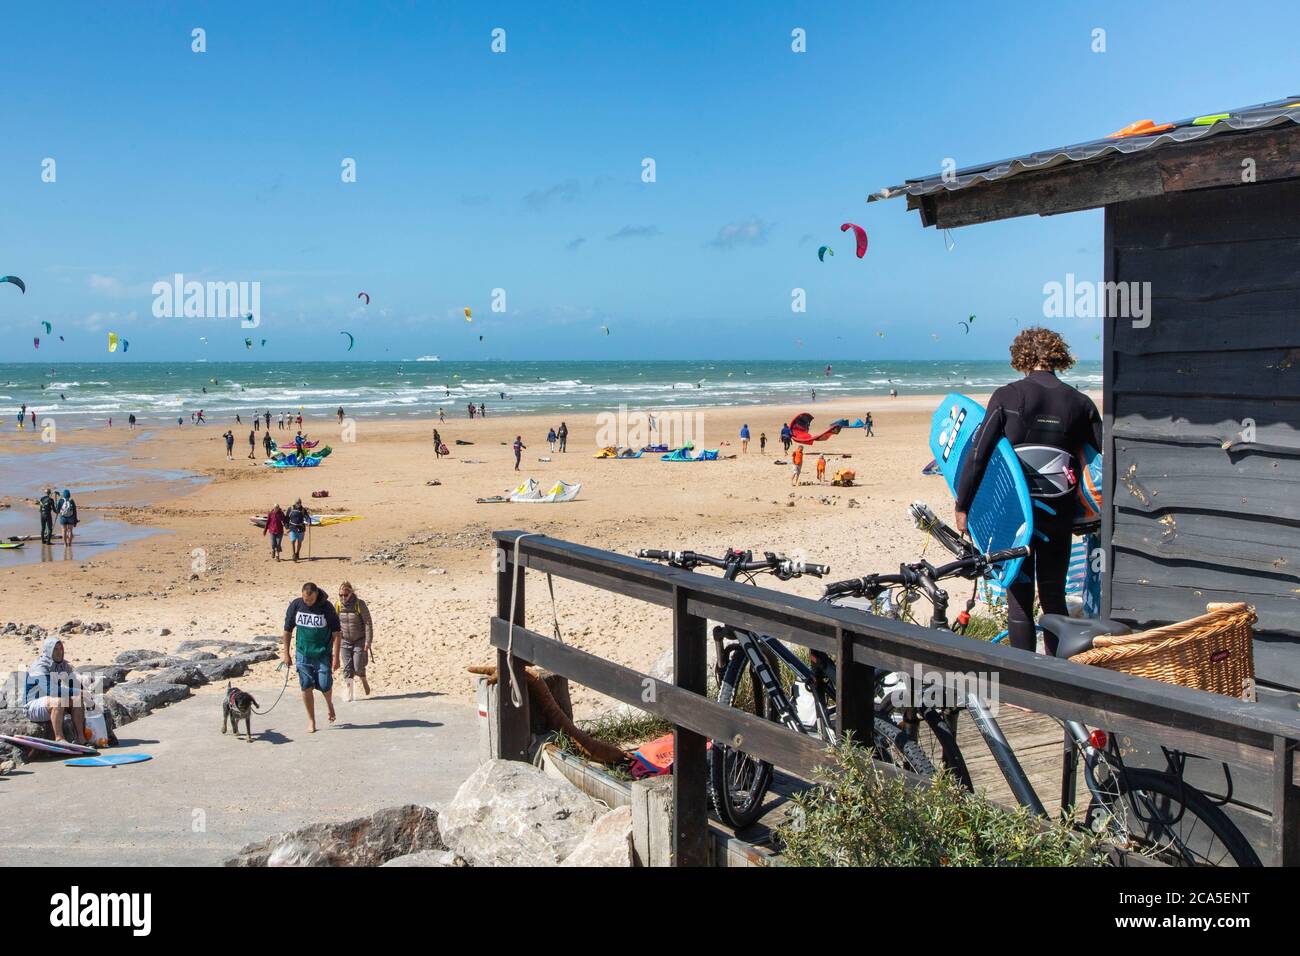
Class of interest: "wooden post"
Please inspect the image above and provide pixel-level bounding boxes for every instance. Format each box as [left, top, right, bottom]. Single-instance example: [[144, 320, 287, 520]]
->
[[631, 775, 674, 867], [835, 626, 874, 746], [494, 538, 531, 762], [1271, 736, 1299, 866], [672, 583, 710, 867]]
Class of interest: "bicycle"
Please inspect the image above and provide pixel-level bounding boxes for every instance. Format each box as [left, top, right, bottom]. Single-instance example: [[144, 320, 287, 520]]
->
[[818, 501, 1261, 867], [635, 547, 938, 829]]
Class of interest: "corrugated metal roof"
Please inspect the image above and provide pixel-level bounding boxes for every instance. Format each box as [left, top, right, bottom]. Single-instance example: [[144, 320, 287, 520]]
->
[[869, 96, 1300, 202]]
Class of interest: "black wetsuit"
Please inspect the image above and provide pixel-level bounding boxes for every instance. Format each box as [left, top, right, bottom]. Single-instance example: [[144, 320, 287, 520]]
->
[[956, 371, 1102, 652]]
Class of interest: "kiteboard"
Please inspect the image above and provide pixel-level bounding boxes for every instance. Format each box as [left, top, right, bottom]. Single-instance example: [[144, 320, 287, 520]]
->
[[0, 734, 96, 755], [928, 393, 1033, 588], [0, 542, 25, 550], [65, 753, 152, 768]]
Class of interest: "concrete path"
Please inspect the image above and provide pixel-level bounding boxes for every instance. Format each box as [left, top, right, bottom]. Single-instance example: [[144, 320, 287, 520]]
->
[[0, 681, 480, 865]]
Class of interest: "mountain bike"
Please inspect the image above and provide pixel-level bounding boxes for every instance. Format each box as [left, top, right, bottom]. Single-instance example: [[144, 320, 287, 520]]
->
[[635, 547, 937, 829], [819, 502, 1261, 866]]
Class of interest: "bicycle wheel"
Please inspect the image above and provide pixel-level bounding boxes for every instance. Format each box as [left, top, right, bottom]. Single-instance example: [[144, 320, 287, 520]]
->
[[1090, 768, 1261, 867], [909, 709, 971, 789], [708, 649, 776, 829], [871, 715, 937, 779]]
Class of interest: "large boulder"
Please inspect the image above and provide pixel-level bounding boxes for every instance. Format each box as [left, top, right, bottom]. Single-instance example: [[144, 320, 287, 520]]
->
[[104, 680, 191, 724], [113, 649, 165, 666], [74, 665, 129, 691], [175, 639, 278, 655], [150, 665, 209, 688], [0, 672, 28, 709], [561, 806, 635, 867], [439, 759, 603, 867], [380, 850, 466, 868], [225, 805, 444, 867], [197, 657, 250, 682]]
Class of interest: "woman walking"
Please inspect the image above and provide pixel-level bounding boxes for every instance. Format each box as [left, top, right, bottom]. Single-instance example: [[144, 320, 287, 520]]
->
[[263, 503, 286, 560], [335, 581, 374, 701]]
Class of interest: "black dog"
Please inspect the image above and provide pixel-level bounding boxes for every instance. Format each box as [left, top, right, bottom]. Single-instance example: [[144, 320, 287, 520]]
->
[[222, 684, 259, 742]]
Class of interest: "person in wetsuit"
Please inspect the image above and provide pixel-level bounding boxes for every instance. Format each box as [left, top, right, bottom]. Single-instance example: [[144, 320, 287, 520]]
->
[[955, 328, 1101, 653]]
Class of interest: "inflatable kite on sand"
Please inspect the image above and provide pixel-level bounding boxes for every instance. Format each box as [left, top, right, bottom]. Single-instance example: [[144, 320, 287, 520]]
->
[[788, 412, 843, 445]]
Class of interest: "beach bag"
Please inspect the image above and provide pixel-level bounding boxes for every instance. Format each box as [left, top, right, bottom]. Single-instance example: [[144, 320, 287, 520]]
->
[[438, 443, 450, 456]]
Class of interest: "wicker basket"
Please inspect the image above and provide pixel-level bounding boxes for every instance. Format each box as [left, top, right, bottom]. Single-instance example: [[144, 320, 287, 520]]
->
[[1069, 602, 1256, 699]]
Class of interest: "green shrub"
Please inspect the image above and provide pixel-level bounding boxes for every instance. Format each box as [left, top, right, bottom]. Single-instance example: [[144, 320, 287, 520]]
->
[[777, 740, 1107, 867]]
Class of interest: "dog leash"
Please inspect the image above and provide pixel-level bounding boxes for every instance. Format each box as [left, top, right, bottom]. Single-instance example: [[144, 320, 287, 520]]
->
[[251, 662, 292, 715]]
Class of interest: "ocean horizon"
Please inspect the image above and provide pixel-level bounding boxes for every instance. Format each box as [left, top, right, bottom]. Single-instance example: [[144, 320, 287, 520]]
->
[[1, 359, 1103, 423]]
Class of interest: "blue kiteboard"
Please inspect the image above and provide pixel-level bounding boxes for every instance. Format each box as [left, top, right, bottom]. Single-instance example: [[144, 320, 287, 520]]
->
[[929, 394, 1034, 588], [64, 753, 152, 767]]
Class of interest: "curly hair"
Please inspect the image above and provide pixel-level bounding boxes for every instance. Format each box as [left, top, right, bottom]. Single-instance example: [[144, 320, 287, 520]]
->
[[1009, 327, 1076, 373]]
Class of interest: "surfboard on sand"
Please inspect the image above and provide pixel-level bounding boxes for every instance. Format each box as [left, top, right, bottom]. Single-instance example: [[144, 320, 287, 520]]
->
[[929, 393, 1033, 588]]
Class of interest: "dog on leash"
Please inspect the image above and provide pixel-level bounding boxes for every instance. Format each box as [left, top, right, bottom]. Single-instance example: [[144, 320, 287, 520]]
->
[[222, 684, 259, 742]]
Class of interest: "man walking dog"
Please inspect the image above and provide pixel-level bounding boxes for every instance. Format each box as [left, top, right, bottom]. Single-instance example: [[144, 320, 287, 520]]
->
[[281, 582, 342, 733]]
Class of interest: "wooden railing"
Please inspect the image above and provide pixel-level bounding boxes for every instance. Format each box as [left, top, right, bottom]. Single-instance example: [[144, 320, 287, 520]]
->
[[490, 530, 1300, 866]]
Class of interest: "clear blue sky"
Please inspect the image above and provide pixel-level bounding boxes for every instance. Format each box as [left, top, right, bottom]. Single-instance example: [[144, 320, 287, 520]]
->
[[2, 1, 1295, 362]]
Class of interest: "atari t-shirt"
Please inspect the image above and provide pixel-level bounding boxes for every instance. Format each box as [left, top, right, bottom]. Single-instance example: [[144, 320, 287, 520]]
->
[[284, 596, 341, 658]]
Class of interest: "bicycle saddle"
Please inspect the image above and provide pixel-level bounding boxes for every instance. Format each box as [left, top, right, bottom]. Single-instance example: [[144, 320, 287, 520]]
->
[[1038, 615, 1132, 659]]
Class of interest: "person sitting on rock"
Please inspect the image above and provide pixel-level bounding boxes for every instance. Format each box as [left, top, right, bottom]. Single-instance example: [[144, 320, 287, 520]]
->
[[24, 638, 86, 745]]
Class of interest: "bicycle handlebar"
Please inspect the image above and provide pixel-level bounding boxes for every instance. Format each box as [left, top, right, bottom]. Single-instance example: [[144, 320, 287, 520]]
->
[[636, 549, 828, 578], [822, 546, 1029, 600]]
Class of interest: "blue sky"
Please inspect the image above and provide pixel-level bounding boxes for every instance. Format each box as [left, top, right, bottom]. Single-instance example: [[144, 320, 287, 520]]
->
[[2, 1, 1295, 362]]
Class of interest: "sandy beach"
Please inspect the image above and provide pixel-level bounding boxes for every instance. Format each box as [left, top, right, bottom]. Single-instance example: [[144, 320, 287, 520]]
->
[[0, 391, 1095, 715]]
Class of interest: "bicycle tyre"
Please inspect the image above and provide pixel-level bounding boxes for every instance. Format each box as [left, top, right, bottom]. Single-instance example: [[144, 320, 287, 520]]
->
[[871, 715, 937, 779], [918, 709, 971, 789], [1098, 768, 1261, 867], [708, 649, 776, 829]]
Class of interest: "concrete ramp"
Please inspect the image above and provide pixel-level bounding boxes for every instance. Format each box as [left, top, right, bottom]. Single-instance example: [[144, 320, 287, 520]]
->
[[0, 683, 479, 866]]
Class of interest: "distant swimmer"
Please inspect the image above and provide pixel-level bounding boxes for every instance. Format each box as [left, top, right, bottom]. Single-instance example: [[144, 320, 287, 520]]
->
[[336, 406, 345, 424]]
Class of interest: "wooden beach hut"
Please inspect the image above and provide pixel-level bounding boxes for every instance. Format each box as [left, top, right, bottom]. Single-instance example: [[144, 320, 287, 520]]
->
[[872, 97, 1300, 692]]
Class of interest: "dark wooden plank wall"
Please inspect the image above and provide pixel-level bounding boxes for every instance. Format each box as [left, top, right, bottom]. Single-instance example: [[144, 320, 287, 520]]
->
[[1104, 179, 1300, 688]]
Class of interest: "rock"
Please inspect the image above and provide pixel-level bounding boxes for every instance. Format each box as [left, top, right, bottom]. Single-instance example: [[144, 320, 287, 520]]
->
[[183, 651, 220, 662], [197, 658, 249, 682], [125, 656, 193, 672], [561, 806, 634, 867], [74, 665, 129, 691], [150, 665, 209, 688], [0, 672, 28, 709], [439, 759, 603, 867], [157, 627, 172, 637], [0, 706, 46, 739], [104, 680, 191, 724], [175, 638, 276, 655], [114, 649, 165, 666], [225, 804, 443, 867], [380, 849, 465, 868]]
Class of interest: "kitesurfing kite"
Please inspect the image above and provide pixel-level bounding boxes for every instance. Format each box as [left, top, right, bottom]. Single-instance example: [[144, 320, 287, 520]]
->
[[357, 291, 370, 305], [840, 223, 868, 258], [33, 337, 39, 349], [875, 330, 885, 338], [340, 331, 355, 351], [817, 246, 833, 262], [41, 321, 52, 334], [261, 338, 267, 347], [599, 324, 610, 336], [244, 338, 254, 350], [958, 318, 971, 334], [199, 336, 207, 345], [463, 307, 473, 322], [108, 332, 119, 353], [789, 412, 843, 445], [1, 275, 26, 294]]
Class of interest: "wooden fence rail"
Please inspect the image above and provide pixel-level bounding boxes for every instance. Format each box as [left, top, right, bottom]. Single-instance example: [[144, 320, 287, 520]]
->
[[491, 530, 1300, 866]]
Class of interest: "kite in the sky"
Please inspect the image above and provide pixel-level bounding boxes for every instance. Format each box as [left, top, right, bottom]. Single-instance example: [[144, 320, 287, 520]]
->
[[261, 338, 267, 347], [33, 337, 39, 349], [41, 321, 52, 334], [817, 246, 833, 262], [463, 307, 473, 322], [108, 332, 119, 353], [244, 338, 253, 350], [958, 320, 971, 334], [875, 330, 885, 338], [599, 324, 610, 336], [340, 331, 355, 351], [357, 292, 370, 305], [840, 223, 868, 258], [1, 275, 26, 294]]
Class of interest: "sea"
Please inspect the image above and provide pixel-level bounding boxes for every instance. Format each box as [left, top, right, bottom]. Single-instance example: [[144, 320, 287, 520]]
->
[[0, 360, 1102, 424]]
